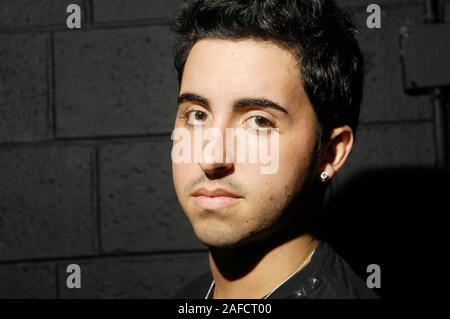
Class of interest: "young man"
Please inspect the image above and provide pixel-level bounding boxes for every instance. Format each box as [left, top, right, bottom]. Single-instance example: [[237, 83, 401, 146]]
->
[[170, 0, 378, 299]]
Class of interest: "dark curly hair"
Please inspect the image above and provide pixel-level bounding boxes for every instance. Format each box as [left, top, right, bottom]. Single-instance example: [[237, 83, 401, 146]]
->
[[170, 0, 364, 138]]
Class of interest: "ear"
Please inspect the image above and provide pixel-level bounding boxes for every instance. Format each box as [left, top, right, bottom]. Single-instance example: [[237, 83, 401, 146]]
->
[[319, 125, 354, 181]]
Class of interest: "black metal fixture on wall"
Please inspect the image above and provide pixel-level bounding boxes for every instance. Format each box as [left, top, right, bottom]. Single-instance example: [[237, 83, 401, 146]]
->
[[400, 0, 450, 172]]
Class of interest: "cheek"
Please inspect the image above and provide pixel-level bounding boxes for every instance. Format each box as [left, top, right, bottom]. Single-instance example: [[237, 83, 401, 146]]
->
[[235, 163, 297, 209], [280, 142, 311, 174], [268, 131, 317, 193], [281, 123, 318, 167], [172, 162, 198, 196], [235, 128, 316, 197]]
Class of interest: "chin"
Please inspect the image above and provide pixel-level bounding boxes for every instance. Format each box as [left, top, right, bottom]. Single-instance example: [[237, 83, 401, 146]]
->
[[186, 205, 280, 249], [192, 224, 248, 249], [193, 223, 270, 250]]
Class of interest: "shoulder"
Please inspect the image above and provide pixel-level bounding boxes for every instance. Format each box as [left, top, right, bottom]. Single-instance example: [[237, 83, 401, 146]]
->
[[311, 241, 379, 299], [173, 271, 213, 299]]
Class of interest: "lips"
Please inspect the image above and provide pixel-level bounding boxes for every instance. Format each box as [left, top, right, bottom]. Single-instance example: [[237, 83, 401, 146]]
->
[[192, 187, 243, 210]]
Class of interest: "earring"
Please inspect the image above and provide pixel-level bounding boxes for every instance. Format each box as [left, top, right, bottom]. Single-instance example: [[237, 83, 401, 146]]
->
[[320, 171, 329, 182]]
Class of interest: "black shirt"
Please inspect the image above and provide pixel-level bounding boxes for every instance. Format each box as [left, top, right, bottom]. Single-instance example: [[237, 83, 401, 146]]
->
[[174, 239, 379, 299]]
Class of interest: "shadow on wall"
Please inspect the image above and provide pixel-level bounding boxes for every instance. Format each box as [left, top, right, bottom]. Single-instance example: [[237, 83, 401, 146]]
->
[[320, 168, 450, 299]]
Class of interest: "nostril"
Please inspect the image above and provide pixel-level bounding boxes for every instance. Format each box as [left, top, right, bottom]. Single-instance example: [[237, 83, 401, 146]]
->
[[204, 163, 235, 180]]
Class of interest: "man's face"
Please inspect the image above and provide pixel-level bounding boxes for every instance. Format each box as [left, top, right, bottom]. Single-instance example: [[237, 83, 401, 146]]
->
[[172, 38, 321, 248]]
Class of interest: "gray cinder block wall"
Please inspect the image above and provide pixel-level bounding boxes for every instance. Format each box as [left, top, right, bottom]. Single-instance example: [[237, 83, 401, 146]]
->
[[0, 0, 448, 298]]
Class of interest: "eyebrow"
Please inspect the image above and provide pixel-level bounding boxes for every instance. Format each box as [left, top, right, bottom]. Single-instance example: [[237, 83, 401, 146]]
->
[[178, 93, 209, 106], [234, 98, 289, 115], [178, 92, 289, 115]]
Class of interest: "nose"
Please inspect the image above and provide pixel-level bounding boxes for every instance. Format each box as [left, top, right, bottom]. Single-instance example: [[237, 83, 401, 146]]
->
[[198, 126, 234, 179], [200, 161, 234, 179]]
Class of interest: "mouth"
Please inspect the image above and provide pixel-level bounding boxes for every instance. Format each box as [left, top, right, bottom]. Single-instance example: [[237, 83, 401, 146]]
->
[[191, 187, 243, 210]]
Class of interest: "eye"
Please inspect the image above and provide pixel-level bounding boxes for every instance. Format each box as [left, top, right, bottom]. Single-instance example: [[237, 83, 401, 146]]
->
[[186, 110, 208, 126], [246, 115, 275, 129]]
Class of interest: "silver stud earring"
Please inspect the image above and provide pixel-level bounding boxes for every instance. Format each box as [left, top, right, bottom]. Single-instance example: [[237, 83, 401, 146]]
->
[[320, 171, 329, 182]]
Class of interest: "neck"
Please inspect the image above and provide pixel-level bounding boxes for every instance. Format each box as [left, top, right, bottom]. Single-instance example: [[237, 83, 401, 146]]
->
[[208, 232, 318, 299]]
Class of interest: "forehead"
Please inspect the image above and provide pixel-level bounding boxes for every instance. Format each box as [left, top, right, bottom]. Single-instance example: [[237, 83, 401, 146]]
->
[[180, 38, 306, 111]]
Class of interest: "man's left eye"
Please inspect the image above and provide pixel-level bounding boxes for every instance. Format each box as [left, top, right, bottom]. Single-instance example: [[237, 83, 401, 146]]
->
[[247, 116, 274, 129]]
